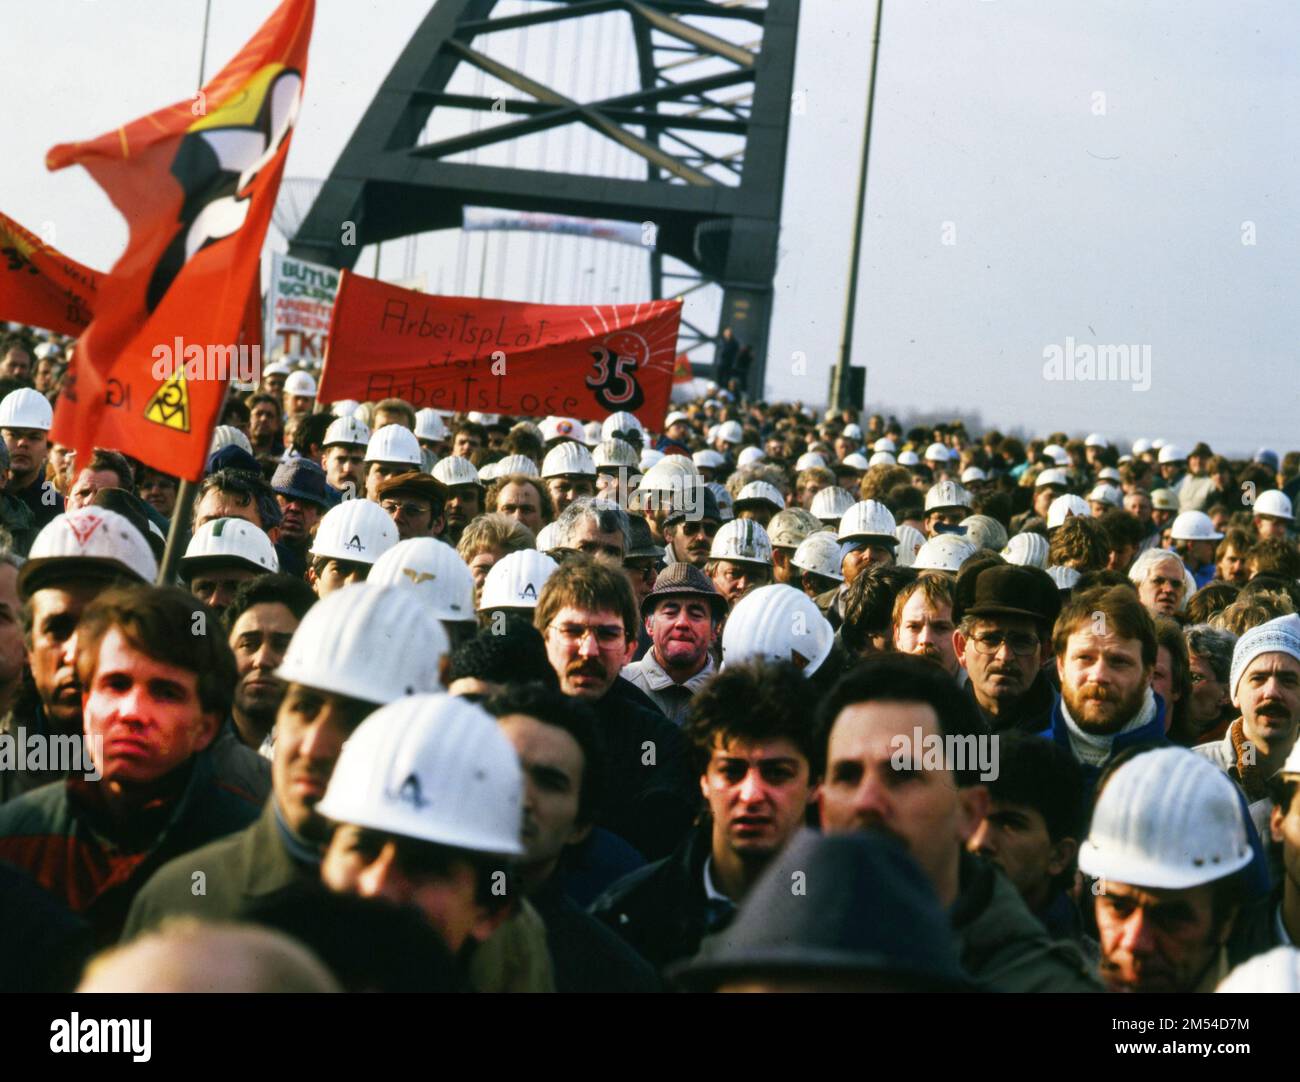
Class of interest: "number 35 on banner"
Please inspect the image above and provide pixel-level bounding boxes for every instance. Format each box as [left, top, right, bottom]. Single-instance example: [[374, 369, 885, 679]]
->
[[586, 347, 645, 412]]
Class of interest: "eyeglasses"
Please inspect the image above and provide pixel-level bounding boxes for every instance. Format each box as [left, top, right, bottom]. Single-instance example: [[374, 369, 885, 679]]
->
[[381, 499, 432, 518], [970, 630, 1041, 657], [678, 520, 719, 538], [548, 622, 627, 649]]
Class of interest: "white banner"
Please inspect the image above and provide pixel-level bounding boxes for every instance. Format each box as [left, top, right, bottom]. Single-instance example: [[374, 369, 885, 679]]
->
[[462, 206, 651, 249], [266, 252, 339, 360]]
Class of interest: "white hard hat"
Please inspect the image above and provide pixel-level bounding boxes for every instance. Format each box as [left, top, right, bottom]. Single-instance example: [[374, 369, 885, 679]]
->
[[1046, 564, 1081, 591], [1218, 947, 1300, 993], [1132, 438, 1153, 455], [872, 437, 896, 453], [1047, 494, 1090, 530], [414, 409, 448, 442], [263, 360, 293, 378], [315, 693, 524, 857], [1254, 490, 1294, 521], [721, 584, 834, 674], [1001, 531, 1050, 569], [794, 452, 826, 472], [639, 448, 665, 471], [791, 532, 844, 582], [477, 461, 501, 483], [960, 514, 1008, 552], [924, 480, 973, 513], [539, 416, 585, 443], [210, 425, 253, 456], [716, 420, 744, 445], [467, 411, 499, 426], [324, 415, 371, 450], [735, 481, 785, 511], [663, 411, 689, 430], [893, 524, 925, 567], [495, 453, 540, 477], [923, 442, 949, 464], [180, 517, 278, 578], [368, 537, 477, 623], [365, 424, 422, 466], [960, 466, 988, 485], [1169, 510, 1224, 542], [1078, 747, 1252, 891], [705, 482, 733, 522], [535, 521, 562, 552], [809, 485, 855, 524], [1097, 467, 1123, 483], [1084, 432, 1107, 448], [284, 370, 317, 397], [593, 440, 638, 471], [582, 421, 603, 446], [1150, 487, 1180, 512], [842, 452, 871, 470], [20, 507, 158, 594], [310, 499, 399, 565], [1042, 444, 1071, 467], [478, 549, 558, 611], [692, 449, 726, 471], [897, 450, 920, 468], [431, 456, 482, 489], [0, 388, 52, 431], [709, 518, 773, 566], [737, 446, 766, 468], [639, 456, 700, 501], [331, 399, 361, 418], [541, 441, 596, 479], [837, 501, 899, 546], [33, 341, 62, 360], [1157, 443, 1187, 464], [601, 412, 644, 441], [275, 583, 448, 704], [841, 424, 863, 441], [1087, 483, 1123, 508], [912, 535, 978, 572]]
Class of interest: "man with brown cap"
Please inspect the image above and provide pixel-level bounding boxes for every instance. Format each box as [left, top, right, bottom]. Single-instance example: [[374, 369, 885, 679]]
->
[[375, 471, 446, 542], [952, 562, 1061, 733], [621, 564, 725, 726]]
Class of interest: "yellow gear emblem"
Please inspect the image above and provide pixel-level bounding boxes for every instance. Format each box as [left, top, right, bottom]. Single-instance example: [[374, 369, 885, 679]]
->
[[144, 371, 191, 432]]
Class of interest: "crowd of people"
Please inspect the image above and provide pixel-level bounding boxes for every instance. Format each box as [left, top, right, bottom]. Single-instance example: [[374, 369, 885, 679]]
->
[[1, 323, 1299, 994]]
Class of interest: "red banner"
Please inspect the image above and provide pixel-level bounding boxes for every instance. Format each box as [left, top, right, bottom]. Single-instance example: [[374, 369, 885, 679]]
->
[[45, 0, 312, 481], [321, 271, 683, 430], [0, 211, 99, 336]]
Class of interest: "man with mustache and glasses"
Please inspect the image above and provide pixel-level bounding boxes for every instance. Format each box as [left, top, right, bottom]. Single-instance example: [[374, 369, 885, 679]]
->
[[892, 573, 962, 680], [1194, 614, 1300, 835], [952, 563, 1061, 733], [817, 653, 1099, 991], [1128, 547, 1191, 620], [660, 486, 722, 571], [121, 583, 447, 936], [622, 565, 724, 727], [1038, 585, 1168, 802], [536, 558, 696, 860]]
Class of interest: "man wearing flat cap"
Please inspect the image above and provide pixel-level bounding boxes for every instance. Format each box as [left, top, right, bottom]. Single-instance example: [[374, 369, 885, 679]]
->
[[621, 564, 724, 727], [952, 562, 1061, 734], [374, 471, 446, 543], [270, 458, 336, 579]]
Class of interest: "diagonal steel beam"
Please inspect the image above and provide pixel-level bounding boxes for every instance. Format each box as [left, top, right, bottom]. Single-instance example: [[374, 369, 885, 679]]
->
[[626, 0, 755, 68]]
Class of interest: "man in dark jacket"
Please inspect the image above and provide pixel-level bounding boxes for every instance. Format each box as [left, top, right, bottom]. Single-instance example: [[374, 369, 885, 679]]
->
[[591, 661, 819, 972], [536, 557, 697, 861], [483, 682, 659, 991], [818, 653, 1101, 991], [0, 586, 261, 943], [952, 562, 1061, 734], [122, 582, 448, 938]]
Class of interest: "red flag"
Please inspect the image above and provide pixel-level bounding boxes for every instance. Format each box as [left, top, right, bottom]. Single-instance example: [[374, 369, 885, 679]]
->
[[46, 0, 313, 481], [0, 211, 99, 336], [672, 352, 693, 384], [321, 272, 683, 430]]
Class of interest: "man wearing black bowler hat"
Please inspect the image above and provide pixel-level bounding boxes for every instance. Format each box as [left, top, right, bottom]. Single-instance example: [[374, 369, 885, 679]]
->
[[952, 562, 1061, 733]]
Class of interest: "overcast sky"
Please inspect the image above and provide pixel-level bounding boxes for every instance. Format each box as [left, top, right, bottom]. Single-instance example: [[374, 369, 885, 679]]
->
[[4, 0, 1297, 456]]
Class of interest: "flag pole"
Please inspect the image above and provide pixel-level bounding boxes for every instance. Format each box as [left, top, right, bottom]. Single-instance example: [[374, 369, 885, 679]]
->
[[156, 0, 217, 586]]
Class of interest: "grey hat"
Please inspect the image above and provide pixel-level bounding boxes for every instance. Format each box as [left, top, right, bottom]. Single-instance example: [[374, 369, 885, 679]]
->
[[671, 830, 972, 992], [639, 561, 725, 619], [271, 458, 336, 509], [624, 513, 664, 561]]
